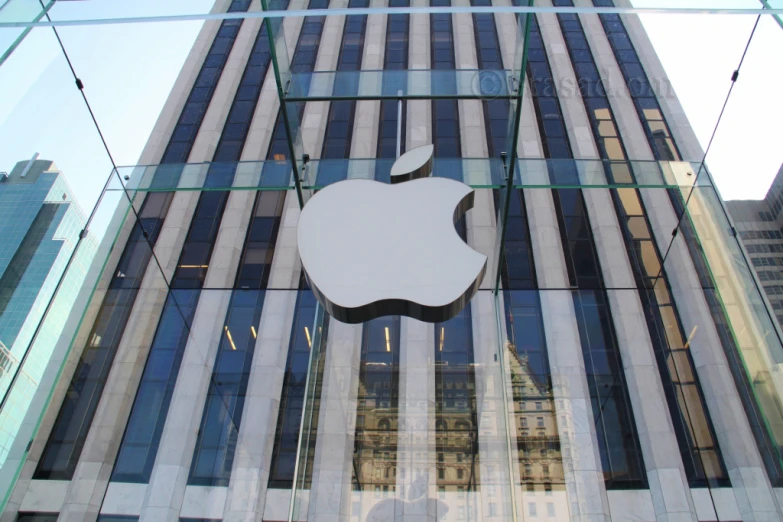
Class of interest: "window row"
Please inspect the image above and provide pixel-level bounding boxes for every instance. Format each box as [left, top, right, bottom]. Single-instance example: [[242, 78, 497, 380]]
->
[[746, 243, 783, 254], [741, 229, 783, 241], [752, 256, 783, 268]]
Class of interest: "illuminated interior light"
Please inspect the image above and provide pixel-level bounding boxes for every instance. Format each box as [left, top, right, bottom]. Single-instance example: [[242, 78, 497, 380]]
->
[[179, 265, 209, 269], [224, 325, 237, 351], [385, 326, 390, 352], [305, 326, 312, 348], [250, 325, 257, 339], [439, 327, 445, 351]]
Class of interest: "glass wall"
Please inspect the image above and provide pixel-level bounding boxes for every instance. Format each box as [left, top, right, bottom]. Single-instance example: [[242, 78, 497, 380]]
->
[[2, 2, 783, 521]]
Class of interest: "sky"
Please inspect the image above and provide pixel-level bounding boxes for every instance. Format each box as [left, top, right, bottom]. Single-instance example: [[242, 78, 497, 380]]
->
[[632, 0, 783, 201], [0, 0, 781, 240]]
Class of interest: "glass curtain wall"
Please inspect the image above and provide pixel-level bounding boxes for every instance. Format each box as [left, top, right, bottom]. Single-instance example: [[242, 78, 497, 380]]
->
[[593, 0, 783, 486], [7, 2, 783, 521], [552, 0, 729, 488], [111, 2, 280, 482]]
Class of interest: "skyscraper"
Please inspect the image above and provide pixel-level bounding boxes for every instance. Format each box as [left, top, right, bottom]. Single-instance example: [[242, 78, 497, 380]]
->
[[4, 1, 783, 521], [0, 156, 96, 474], [726, 164, 783, 327]]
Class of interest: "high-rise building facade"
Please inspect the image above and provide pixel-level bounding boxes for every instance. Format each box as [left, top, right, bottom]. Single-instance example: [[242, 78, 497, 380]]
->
[[3, 1, 783, 521], [726, 164, 783, 328], [0, 157, 96, 474]]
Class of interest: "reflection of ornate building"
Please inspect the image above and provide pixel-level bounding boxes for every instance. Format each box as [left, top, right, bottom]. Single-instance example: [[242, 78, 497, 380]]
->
[[353, 372, 399, 495], [351, 340, 565, 498], [507, 343, 565, 491]]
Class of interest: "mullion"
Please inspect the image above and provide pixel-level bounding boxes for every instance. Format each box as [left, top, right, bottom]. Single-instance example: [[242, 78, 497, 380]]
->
[[261, 0, 332, 489]]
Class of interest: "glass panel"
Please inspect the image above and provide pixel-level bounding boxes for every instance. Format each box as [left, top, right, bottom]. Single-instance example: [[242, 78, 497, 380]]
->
[[0, 0, 52, 65], [289, 297, 327, 521], [113, 159, 698, 192], [0, 174, 126, 504], [286, 68, 516, 99], [672, 181, 783, 484]]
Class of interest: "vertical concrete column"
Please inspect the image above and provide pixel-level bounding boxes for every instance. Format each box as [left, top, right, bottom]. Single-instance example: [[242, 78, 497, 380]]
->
[[306, 321, 363, 522], [243, 0, 307, 160], [393, 4, 436, 521], [407, 0, 431, 151], [349, 0, 386, 177], [541, 4, 698, 521], [300, 0, 348, 160], [452, 9, 512, 521], [54, 272, 170, 522], [222, 192, 303, 522], [131, 10, 270, 521], [513, 67, 612, 522], [452, 8, 494, 286], [137, 286, 231, 522], [138, 186, 257, 522], [224, 10, 308, 504], [395, 319, 436, 522], [579, 8, 783, 519]]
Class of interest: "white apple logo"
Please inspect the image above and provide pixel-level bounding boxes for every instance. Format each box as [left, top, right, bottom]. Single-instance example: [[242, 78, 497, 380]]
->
[[297, 144, 487, 324]]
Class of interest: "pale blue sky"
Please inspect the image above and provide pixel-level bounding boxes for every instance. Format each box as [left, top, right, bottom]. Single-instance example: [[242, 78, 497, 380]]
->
[[0, 0, 780, 239]]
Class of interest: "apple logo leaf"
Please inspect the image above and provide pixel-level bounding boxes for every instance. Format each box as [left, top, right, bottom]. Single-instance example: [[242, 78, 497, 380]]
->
[[298, 144, 487, 324]]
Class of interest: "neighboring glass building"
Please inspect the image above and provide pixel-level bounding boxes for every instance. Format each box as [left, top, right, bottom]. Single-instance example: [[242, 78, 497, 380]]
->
[[4, 2, 783, 522], [726, 164, 783, 326], [0, 157, 96, 471]]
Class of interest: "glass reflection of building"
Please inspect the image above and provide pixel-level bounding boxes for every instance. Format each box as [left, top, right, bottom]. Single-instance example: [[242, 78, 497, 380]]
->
[[0, 158, 96, 475], [727, 164, 783, 327], [5, 1, 783, 521]]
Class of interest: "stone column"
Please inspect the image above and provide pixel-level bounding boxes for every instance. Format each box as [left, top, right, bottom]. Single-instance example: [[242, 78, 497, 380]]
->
[[395, 319, 437, 522], [393, 3, 437, 521], [221, 191, 303, 521], [406, 0, 431, 152], [511, 17, 612, 515], [300, 0, 348, 161], [579, 6, 783, 519], [541, 3, 698, 520], [306, 322, 363, 522], [349, 0, 386, 170]]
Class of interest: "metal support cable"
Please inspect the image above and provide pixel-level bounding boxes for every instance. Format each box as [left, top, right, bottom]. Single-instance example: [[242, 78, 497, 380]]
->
[[651, 16, 773, 344]]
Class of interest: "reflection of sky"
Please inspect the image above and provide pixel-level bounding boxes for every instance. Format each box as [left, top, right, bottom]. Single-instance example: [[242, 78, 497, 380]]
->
[[0, 0, 48, 55], [0, 0, 213, 241], [0, 0, 781, 241], [633, 0, 783, 200]]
